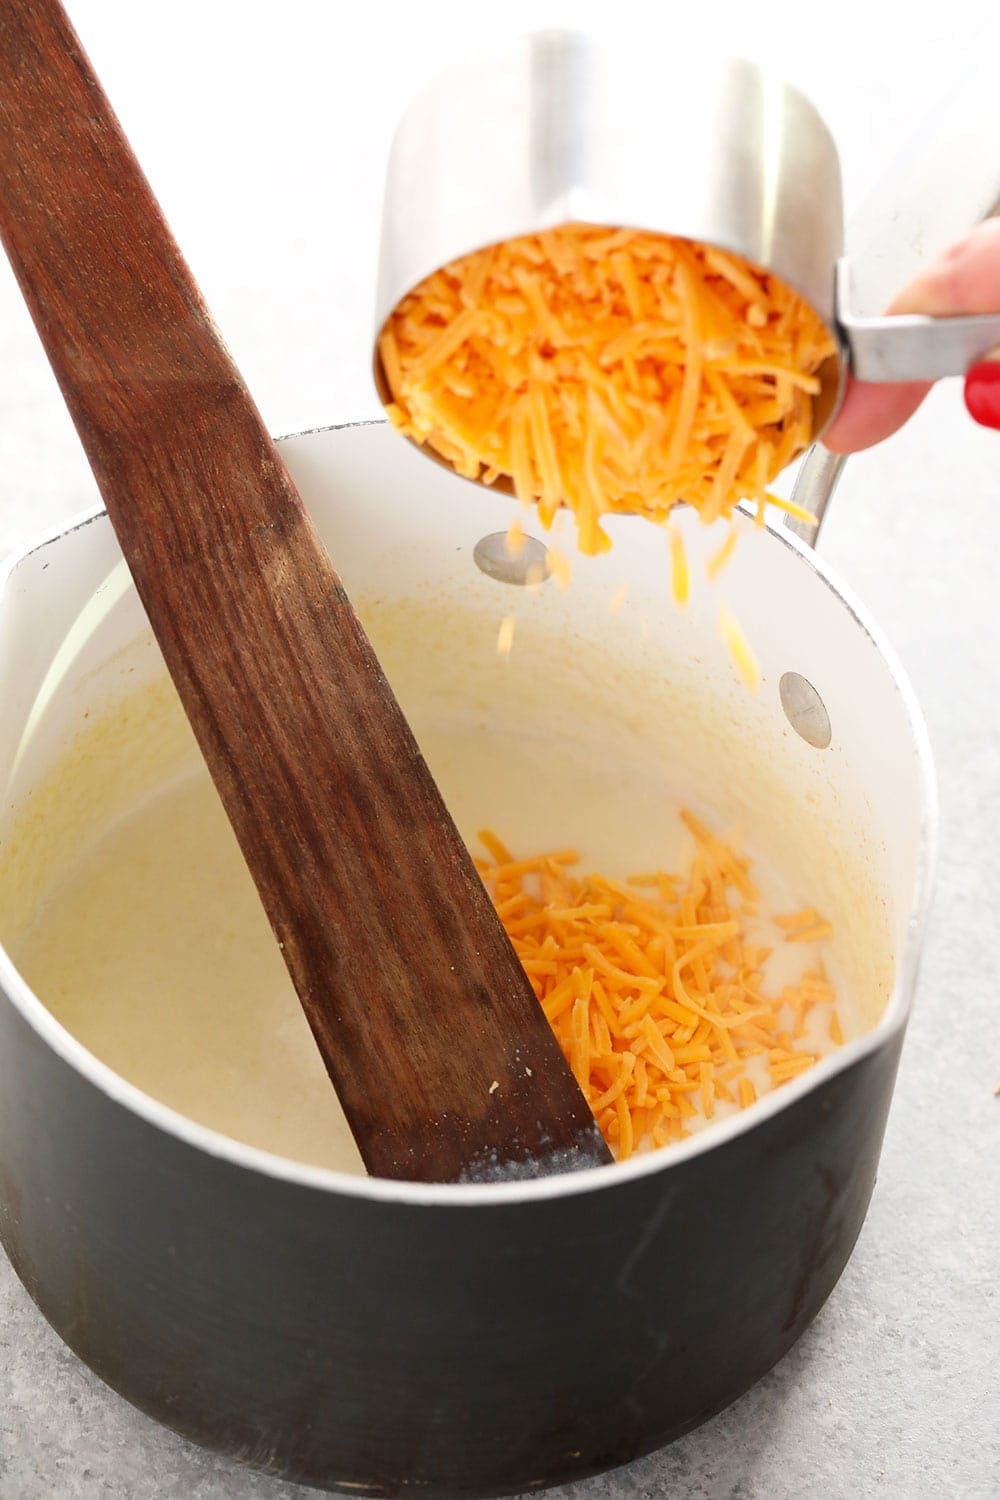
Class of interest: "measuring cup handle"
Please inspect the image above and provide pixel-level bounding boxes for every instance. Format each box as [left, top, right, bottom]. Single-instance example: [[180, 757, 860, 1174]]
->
[[837, 260, 1000, 382]]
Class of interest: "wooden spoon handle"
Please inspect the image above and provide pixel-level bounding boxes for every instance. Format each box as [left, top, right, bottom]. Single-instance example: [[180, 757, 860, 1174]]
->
[[0, 0, 611, 1181]]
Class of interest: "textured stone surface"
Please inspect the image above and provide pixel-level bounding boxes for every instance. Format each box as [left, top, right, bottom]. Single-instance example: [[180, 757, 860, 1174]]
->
[[2, 4, 999, 1496]]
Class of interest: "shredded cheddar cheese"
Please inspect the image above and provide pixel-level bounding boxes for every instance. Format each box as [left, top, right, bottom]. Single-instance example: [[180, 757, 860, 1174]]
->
[[496, 616, 516, 659], [545, 546, 572, 591], [607, 583, 629, 615], [669, 527, 691, 610], [477, 812, 842, 1160], [717, 604, 760, 692], [380, 225, 834, 556], [504, 516, 526, 557], [706, 522, 739, 582]]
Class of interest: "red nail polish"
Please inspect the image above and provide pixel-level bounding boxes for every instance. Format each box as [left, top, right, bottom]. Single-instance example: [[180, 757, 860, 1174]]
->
[[964, 360, 1000, 428]]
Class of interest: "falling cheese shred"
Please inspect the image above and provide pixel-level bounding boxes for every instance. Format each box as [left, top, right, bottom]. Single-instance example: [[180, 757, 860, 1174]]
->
[[669, 527, 691, 610], [717, 604, 760, 692], [477, 813, 842, 1161], [496, 616, 516, 659], [380, 224, 834, 556]]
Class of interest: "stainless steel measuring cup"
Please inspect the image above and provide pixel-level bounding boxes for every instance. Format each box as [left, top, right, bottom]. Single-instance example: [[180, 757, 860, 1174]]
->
[[373, 29, 1000, 475]]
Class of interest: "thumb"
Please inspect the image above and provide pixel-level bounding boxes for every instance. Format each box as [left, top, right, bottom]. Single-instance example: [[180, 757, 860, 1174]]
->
[[824, 218, 1000, 453]]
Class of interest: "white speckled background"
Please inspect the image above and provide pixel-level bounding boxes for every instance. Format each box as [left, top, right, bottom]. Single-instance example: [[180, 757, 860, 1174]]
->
[[1, 2, 998, 1496]]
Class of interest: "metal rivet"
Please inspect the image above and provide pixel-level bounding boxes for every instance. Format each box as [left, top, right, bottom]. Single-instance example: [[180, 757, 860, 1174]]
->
[[473, 532, 550, 586], [779, 671, 832, 749]]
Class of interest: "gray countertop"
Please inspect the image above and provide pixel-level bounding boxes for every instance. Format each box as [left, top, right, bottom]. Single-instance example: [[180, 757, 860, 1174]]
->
[[1, 4, 999, 1494]]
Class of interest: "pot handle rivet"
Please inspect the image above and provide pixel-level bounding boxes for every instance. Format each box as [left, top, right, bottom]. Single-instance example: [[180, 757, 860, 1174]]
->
[[473, 532, 551, 586], [780, 671, 832, 749]]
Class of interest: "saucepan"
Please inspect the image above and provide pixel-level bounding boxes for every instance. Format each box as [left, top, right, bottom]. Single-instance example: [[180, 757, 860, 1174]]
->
[[0, 418, 933, 1495]]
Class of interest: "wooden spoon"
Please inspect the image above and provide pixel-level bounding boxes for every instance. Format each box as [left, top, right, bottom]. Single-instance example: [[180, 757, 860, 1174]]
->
[[0, 0, 612, 1182]]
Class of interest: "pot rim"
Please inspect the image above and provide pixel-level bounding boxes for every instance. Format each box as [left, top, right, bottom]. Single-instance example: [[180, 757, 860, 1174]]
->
[[0, 421, 938, 1208]]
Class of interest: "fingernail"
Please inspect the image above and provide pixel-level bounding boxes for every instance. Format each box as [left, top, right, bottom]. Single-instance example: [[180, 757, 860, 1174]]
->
[[964, 360, 1000, 428]]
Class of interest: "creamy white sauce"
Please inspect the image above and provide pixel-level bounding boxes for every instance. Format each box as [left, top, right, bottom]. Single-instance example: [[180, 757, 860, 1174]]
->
[[10, 680, 845, 1174]]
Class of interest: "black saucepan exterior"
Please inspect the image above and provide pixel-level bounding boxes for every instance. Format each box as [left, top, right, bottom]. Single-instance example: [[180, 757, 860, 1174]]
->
[[0, 980, 905, 1497]]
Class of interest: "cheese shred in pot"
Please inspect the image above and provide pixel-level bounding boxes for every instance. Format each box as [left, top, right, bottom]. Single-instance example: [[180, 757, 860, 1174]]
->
[[477, 812, 842, 1161]]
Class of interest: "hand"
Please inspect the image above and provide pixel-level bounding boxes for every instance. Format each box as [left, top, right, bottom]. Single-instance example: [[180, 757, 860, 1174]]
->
[[823, 217, 1000, 454]]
